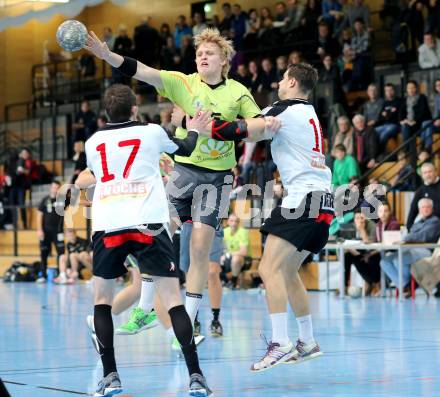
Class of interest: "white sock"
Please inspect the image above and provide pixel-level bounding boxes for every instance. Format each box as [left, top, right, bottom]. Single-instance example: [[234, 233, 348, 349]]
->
[[185, 292, 203, 325], [270, 312, 290, 346], [138, 277, 155, 313], [166, 327, 175, 340], [296, 314, 314, 344]]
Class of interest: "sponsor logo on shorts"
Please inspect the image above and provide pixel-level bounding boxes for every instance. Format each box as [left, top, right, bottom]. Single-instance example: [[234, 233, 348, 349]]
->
[[169, 262, 176, 272]]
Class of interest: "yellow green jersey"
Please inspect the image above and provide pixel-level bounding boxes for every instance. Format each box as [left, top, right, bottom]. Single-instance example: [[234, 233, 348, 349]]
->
[[224, 226, 251, 256], [157, 70, 260, 171]]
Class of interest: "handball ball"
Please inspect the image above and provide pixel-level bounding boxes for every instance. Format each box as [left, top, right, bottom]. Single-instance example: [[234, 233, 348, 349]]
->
[[348, 286, 362, 299], [56, 20, 88, 52]]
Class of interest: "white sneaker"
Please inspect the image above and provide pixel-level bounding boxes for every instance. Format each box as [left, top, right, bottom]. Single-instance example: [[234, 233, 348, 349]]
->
[[251, 341, 294, 372], [36, 277, 46, 284], [284, 339, 323, 364], [54, 273, 67, 284]]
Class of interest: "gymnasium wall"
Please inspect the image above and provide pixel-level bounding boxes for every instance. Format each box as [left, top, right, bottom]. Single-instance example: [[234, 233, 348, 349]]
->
[[0, 0, 383, 121]]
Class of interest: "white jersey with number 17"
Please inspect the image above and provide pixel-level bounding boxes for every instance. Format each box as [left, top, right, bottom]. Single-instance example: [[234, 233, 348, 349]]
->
[[85, 121, 179, 232], [262, 99, 332, 209]]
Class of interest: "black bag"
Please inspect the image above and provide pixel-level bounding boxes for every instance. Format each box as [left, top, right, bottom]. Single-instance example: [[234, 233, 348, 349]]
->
[[3, 261, 38, 282]]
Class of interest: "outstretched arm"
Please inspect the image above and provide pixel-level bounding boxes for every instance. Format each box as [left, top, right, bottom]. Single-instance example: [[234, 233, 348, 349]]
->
[[84, 31, 163, 89]]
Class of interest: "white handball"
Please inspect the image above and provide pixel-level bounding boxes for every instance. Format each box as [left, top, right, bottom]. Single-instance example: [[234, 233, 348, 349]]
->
[[56, 20, 88, 52]]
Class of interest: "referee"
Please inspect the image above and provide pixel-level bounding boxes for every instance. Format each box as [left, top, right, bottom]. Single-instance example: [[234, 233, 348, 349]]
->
[[36, 181, 65, 283]]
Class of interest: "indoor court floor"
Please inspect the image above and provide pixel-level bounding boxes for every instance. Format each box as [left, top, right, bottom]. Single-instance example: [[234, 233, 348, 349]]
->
[[1, 283, 440, 397]]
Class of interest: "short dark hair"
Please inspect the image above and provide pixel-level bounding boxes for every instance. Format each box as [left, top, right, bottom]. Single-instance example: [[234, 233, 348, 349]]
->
[[334, 144, 346, 152], [354, 17, 364, 25], [52, 180, 61, 187], [407, 79, 419, 88], [103, 84, 136, 123], [287, 63, 318, 94], [384, 83, 395, 89], [222, 2, 231, 9]]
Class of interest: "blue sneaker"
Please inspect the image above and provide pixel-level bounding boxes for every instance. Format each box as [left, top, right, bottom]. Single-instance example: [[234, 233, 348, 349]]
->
[[94, 372, 122, 396]]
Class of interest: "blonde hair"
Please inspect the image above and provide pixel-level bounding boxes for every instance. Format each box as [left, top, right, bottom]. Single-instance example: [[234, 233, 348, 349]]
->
[[194, 28, 235, 78]]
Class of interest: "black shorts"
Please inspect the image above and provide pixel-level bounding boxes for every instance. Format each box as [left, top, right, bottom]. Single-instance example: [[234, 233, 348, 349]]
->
[[166, 163, 233, 229], [92, 224, 178, 279], [261, 191, 334, 254]]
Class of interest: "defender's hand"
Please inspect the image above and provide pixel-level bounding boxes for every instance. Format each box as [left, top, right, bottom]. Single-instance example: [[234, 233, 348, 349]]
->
[[171, 105, 185, 128], [84, 31, 111, 60], [187, 110, 212, 135]]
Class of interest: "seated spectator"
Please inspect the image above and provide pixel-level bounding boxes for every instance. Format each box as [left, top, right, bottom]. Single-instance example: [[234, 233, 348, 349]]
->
[[275, 55, 287, 81], [174, 15, 192, 49], [71, 141, 87, 184], [406, 162, 440, 230], [243, 8, 260, 49], [344, 0, 371, 29], [54, 229, 91, 285], [192, 12, 207, 36], [301, 0, 321, 37], [321, 0, 343, 26], [288, 50, 303, 65], [274, 1, 288, 23], [399, 80, 432, 149], [339, 27, 352, 47], [159, 23, 172, 46], [351, 18, 370, 56], [219, 2, 234, 35], [161, 36, 179, 70], [314, 21, 341, 61], [380, 198, 440, 297], [180, 35, 196, 74], [230, 165, 244, 199], [282, 0, 305, 35], [260, 6, 274, 29], [134, 18, 160, 67], [332, 115, 354, 156], [427, 0, 440, 37], [376, 202, 400, 242], [235, 63, 252, 88], [72, 100, 97, 142], [223, 213, 251, 289], [418, 32, 440, 69], [417, 148, 432, 176], [258, 7, 276, 46], [259, 58, 278, 93], [420, 78, 440, 150], [112, 24, 133, 85], [332, 144, 360, 187], [344, 210, 381, 296], [78, 54, 96, 78], [102, 26, 115, 51], [337, 45, 356, 92], [248, 60, 261, 93], [375, 83, 401, 146], [389, 152, 414, 191], [352, 114, 379, 173], [231, 4, 248, 50], [363, 83, 385, 129]]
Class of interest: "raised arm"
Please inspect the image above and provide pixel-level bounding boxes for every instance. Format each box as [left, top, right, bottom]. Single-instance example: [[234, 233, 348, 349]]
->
[[84, 31, 163, 89]]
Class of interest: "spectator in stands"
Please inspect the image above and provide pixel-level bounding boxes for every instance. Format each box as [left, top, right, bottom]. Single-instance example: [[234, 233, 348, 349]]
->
[[160, 107, 175, 133], [259, 58, 278, 93], [134, 17, 160, 67], [161, 36, 179, 70], [243, 8, 260, 49], [71, 141, 87, 184], [314, 21, 341, 61], [275, 55, 287, 81], [113, 24, 132, 55], [406, 162, 440, 230], [192, 12, 207, 36], [288, 50, 303, 65], [380, 198, 440, 297], [258, 7, 276, 46], [78, 54, 96, 78], [180, 35, 196, 74], [339, 27, 352, 47], [344, 210, 382, 296], [352, 114, 379, 172], [9, 148, 31, 229], [319, 55, 345, 104], [235, 63, 252, 88], [219, 2, 234, 35], [399, 80, 432, 149], [174, 15, 192, 49], [321, 0, 343, 26], [429, 78, 440, 141], [231, 4, 248, 50], [389, 151, 414, 191], [375, 83, 401, 146], [344, 0, 371, 29], [230, 165, 244, 199], [72, 100, 97, 142], [275, 2, 288, 23], [301, 0, 321, 37], [376, 202, 400, 242], [102, 26, 115, 51], [282, 0, 305, 35], [159, 23, 172, 46], [417, 148, 432, 176], [427, 0, 440, 36], [248, 60, 261, 93], [54, 229, 91, 285], [418, 32, 440, 69], [223, 213, 250, 289], [351, 18, 370, 56], [332, 115, 354, 156], [37, 181, 65, 283], [337, 44, 356, 92], [332, 143, 360, 187], [408, 0, 425, 49], [363, 83, 385, 129]]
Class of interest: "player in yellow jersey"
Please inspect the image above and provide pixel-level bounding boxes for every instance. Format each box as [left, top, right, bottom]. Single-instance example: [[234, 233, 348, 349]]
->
[[85, 29, 277, 344]]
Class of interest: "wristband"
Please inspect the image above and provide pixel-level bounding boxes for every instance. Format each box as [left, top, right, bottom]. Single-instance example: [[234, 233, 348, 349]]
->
[[118, 56, 137, 76]]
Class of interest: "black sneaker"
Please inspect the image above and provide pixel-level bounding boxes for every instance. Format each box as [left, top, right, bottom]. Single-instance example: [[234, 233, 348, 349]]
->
[[189, 373, 212, 396], [194, 319, 201, 337], [210, 320, 223, 337]]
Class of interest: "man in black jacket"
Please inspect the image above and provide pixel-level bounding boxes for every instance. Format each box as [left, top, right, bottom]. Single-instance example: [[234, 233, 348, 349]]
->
[[352, 114, 379, 173], [134, 18, 160, 67], [407, 162, 440, 229], [375, 83, 401, 146]]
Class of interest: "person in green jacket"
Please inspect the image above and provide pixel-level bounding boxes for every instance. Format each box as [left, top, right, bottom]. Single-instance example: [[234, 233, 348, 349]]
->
[[332, 143, 360, 187]]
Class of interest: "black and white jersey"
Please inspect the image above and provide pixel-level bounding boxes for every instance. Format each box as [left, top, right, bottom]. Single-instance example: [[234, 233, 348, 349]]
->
[[262, 99, 332, 209]]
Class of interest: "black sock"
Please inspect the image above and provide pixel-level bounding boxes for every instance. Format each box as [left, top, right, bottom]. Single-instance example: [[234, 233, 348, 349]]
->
[[169, 305, 202, 377], [212, 308, 220, 322], [231, 276, 238, 285], [94, 304, 117, 377]]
